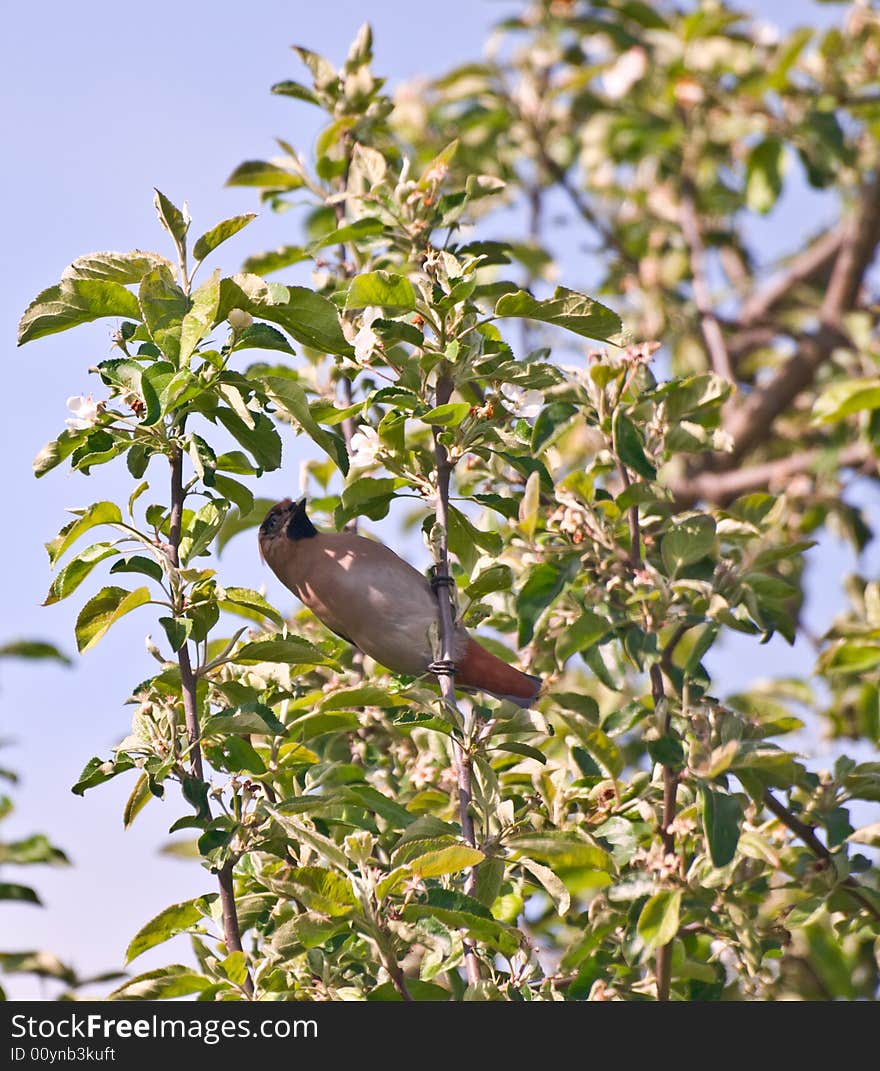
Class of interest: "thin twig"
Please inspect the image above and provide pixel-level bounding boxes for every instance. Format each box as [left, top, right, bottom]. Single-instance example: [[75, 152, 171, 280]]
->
[[432, 370, 481, 988], [650, 661, 677, 1003], [168, 446, 204, 783], [763, 791, 880, 924], [679, 186, 735, 383]]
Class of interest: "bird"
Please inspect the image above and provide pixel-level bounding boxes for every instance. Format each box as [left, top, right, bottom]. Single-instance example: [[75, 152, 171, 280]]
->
[[258, 497, 542, 707]]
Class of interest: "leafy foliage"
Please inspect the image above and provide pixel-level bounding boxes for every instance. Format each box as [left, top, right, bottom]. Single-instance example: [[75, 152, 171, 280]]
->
[[17, 3, 880, 1001]]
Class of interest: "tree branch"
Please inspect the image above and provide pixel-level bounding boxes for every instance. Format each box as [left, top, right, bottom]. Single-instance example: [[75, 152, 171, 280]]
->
[[720, 174, 880, 465], [679, 188, 735, 383], [432, 370, 481, 988], [667, 441, 874, 507], [168, 446, 204, 783], [736, 226, 845, 328], [168, 444, 254, 998], [762, 791, 880, 924]]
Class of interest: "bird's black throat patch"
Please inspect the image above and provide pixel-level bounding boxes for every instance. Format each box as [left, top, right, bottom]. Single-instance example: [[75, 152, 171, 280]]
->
[[286, 502, 317, 541]]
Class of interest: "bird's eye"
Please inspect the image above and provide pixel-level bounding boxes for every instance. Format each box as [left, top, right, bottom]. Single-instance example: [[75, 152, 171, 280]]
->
[[262, 512, 280, 533]]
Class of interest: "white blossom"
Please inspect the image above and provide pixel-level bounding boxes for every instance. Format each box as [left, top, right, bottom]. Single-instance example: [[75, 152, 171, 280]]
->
[[349, 425, 381, 468], [227, 308, 253, 331], [501, 384, 544, 419], [65, 395, 103, 430], [354, 307, 381, 362], [602, 47, 647, 100]]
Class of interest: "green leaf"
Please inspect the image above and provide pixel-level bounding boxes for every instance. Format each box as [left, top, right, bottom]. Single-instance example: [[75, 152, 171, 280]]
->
[[637, 889, 682, 951], [109, 964, 214, 1001], [346, 271, 417, 311], [494, 286, 621, 342], [231, 323, 296, 356], [193, 214, 257, 262], [179, 270, 221, 364], [0, 834, 68, 866], [109, 555, 163, 582], [556, 610, 612, 662], [507, 833, 612, 871], [225, 160, 304, 190], [612, 409, 656, 480], [419, 402, 472, 426], [218, 587, 284, 627], [217, 274, 351, 356], [139, 266, 188, 364], [126, 895, 218, 963], [43, 542, 118, 605], [516, 562, 568, 646], [18, 279, 142, 345], [46, 502, 123, 566], [71, 754, 136, 795], [402, 890, 519, 956], [813, 378, 880, 423], [61, 249, 173, 284], [378, 845, 484, 899], [0, 883, 41, 905], [153, 189, 189, 247], [74, 586, 151, 653], [308, 218, 385, 254], [746, 138, 785, 214], [518, 857, 571, 916], [273, 866, 357, 916], [700, 786, 744, 867], [33, 428, 90, 478], [158, 616, 193, 653], [581, 727, 624, 779], [204, 703, 286, 736], [123, 773, 154, 828], [180, 501, 225, 563], [661, 515, 716, 573], [0, 640, 71, 665], [270, 79, 321, 105], [215, 409, 282, 472], [234, 636, 337, 666], [263, 376, 349, 474]]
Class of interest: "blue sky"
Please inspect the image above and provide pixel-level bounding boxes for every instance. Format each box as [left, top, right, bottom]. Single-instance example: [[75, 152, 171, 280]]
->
[[1, 0, 872, 997]]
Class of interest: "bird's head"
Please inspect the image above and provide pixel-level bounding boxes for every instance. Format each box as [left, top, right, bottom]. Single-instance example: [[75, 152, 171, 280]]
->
[[258, 497, 317, 564]]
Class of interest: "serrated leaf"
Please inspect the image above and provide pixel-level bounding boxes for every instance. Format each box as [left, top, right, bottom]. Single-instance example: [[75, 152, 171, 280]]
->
[[179, 270, 221, 364], [75, 586, 151, 653], [109, 964, 214, 1000], [234, 636, 336, 666], [218, 587, 284, 627], [43, 542, 118, 604], [661, 515, 716, 573], [18, 279, 142, 345], [193, 214, 257, 263], [495, 285, 621, 341], [263, 376, 349, 474], [346, 271, 417, 311], [139, 265, 188, 364]]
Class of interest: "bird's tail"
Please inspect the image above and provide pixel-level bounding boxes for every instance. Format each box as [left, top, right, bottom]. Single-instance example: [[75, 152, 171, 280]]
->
[[455, 636, 542, 708]]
